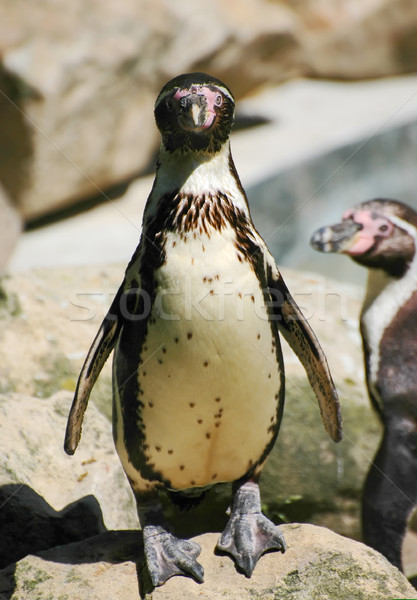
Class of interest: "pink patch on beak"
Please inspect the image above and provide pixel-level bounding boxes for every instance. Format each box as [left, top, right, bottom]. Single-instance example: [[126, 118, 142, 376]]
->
[[344, 236, 376, 256], [173, 86, 219, 130], [342, 208, 393, 256]]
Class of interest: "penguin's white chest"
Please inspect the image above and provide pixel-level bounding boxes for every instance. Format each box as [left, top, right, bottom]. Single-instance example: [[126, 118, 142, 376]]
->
[[136, 227, 282, 490]]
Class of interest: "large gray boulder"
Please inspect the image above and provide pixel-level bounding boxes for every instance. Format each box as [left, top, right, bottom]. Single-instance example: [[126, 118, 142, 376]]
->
[[0, 525, 415, 599]]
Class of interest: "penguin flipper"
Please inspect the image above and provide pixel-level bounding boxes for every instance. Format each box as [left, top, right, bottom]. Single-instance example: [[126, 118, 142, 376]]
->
[[64, 283, 125, 455], [267, 264, 342, 442]]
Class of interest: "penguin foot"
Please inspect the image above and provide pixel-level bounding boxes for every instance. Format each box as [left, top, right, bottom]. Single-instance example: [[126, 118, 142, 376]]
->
[[216, 481, 286, 577], [143, 524, 204, 587]]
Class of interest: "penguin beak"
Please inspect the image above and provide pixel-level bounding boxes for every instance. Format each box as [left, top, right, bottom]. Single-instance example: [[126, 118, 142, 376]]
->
[[310, 220, 363, 254], [174, 90, 216, 132]]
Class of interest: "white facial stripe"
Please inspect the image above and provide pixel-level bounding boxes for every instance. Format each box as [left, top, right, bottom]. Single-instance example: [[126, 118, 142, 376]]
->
[[389, 214, 417, 238], [215, 84, 234, 102]]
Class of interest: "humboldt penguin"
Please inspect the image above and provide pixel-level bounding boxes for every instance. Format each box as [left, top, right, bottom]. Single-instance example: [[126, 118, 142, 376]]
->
[[65, 72, 341, 587], [311, 198, 417, 577]]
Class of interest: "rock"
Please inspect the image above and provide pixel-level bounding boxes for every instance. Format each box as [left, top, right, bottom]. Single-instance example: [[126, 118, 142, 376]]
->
[[298, 0, 417, 79], [1, 0, 417, 221], [0, 392, 137, 532], [0, 525, 415, 599], [0, 0, 298, 222]]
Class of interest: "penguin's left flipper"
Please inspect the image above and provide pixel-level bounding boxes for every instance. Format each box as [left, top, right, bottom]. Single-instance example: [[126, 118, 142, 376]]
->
[[267, 263, 342, 442], [217, 480, 286, 576], [64, 283, 126, 455]]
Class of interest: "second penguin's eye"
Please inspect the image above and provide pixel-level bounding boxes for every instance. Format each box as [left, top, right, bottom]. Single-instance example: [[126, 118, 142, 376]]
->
[[215, 94, 222, 106]]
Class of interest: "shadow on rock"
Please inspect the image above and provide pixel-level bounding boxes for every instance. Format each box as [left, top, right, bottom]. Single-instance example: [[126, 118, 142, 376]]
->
[[0, 484, 107, 569], [0, 483, 107, 598]]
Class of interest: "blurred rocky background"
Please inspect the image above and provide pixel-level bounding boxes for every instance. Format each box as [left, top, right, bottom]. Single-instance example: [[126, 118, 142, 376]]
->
[[1, 0, 417, 596], [2, 0, 417, 272]]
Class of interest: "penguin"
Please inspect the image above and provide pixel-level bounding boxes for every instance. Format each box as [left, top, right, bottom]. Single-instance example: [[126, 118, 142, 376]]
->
[[310, 198, 417, 578], [65, 72, 342, 588]]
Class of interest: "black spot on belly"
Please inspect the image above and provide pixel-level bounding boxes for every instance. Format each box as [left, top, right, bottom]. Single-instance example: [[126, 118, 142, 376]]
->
[[148, 401, 154, 408], [180, 465, 185, 470], [203, 360, 209, 367], [257, 334, 261, 340], [212, 473, 217, 479], [215, 397, 221, 403], [155, 446, 161, 452], [158, 358, 163, 364], [187, 332, 193, 340], [174, 337, 179, 344], [206, 433, 211, 439], [162, 347, 167, 354], [197, 419, 203, 424], [168, 449, 174, 455], [189, 402, 195, 408]]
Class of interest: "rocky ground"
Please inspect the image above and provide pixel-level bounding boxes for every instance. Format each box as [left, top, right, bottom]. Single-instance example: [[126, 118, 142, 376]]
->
[[1, 526, 416, 600]]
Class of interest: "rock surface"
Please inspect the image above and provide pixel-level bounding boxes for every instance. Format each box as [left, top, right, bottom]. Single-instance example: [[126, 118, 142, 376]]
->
[[0, 392, 137, 534], [0, 525, 415, 600], [1, 0, 417, 221]]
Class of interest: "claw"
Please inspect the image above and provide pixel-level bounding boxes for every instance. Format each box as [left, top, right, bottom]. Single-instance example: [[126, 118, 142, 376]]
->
[[216, 481, 286, 576], [143, 524, 204, 586]]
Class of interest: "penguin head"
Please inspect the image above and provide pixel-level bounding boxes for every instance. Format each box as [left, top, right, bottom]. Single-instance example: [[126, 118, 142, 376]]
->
[[154, 73, 235, 154], [310, 199, 417, 277]]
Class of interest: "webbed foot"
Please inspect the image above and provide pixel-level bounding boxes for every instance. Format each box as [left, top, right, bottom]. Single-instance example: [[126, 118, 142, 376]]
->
[[143, 524, 204, 587], [216, 480, 286, 576]]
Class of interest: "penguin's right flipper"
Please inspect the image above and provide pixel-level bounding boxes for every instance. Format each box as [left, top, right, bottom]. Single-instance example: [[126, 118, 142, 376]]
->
[[64, 283, 126, 455]]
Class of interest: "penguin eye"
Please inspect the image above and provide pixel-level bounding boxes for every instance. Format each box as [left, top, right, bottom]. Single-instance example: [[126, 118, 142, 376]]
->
[[379, 224, 389, 233], [166, 98, 175, 111], [215, 94, 223, 107]]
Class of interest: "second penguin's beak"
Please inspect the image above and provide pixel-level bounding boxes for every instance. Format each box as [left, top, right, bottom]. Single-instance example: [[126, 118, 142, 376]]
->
[[310, 220, 363, 254]]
